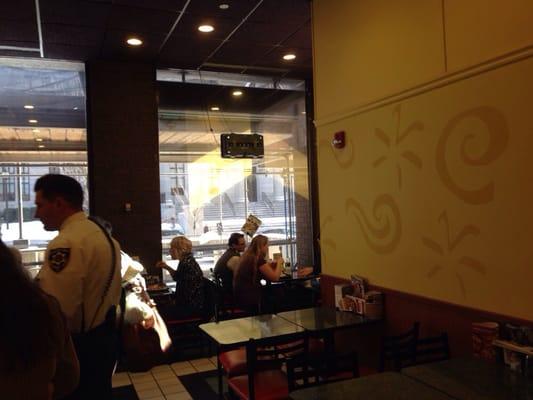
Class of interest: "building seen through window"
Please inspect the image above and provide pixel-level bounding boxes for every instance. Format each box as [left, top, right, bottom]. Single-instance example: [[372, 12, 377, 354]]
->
[[157, 69, 314, 278], [0, 57, 87, 277]]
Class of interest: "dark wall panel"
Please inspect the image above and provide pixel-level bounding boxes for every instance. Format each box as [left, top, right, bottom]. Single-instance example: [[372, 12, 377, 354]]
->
[[86, 60, 161, 269]]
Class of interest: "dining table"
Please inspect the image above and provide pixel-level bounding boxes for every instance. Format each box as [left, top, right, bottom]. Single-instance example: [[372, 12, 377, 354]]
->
[[199, 306, 381, 398], [289, 372, 454, 400], [401, 356, 533, 400]]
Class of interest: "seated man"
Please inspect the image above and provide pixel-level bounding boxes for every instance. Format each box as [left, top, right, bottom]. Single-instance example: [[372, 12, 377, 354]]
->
[[213, 233, 245, 298]]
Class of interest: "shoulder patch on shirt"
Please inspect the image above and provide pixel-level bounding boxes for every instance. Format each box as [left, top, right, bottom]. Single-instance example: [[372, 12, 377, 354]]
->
[[49, 248, 71, 272]]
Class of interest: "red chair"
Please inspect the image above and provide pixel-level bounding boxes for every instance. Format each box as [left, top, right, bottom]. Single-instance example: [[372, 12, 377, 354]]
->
[[228, 333, 309, 400], [219, 347, 247, 378]]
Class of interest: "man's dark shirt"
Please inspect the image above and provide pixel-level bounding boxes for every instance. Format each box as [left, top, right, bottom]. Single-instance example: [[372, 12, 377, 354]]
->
[[213, 248, 240, 296]]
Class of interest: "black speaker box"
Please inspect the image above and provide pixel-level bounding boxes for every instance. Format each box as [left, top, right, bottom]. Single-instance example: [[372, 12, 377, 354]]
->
[[220, 133, 264, 158]]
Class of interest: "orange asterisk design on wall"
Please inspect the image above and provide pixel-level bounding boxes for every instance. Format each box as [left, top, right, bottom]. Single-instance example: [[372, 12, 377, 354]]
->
[[422, 211, 486, 297], [373, 104, 423, 190]]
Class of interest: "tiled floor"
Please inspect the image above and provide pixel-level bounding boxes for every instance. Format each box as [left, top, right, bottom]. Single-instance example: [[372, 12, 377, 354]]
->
[[112, 357, 218, 400]]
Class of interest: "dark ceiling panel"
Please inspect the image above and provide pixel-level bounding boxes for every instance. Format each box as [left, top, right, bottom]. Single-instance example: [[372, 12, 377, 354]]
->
[[0, 0, 312, 78], [0, 0, 36, 21], [249, 0, 310, 25], [113, 0, 189, 12], [44, 43, 101, 62], [106, 4, 179, 35], [282, 21, 311, 49], [158, 35, 224, 70], [170, 12, 241, 42], [0, 20, 39, 43], [230, 21, 298, 46], [258, 45, 311, 68], [185, 0, 259, 20], [210, 40, 274, 66], [42, 24, 104, 47], [100, 30, 166, 61], [40, 0, 110, 27]]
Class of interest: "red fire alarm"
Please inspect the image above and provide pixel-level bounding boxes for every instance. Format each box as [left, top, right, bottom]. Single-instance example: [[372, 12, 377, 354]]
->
[[332, 131, 346, 149]]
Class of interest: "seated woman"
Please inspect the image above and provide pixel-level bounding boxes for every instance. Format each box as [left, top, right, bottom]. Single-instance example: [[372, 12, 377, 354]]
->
[[233, 234, 284, 314], [0, 239, 79, 399], [156, 236, 205, 318]]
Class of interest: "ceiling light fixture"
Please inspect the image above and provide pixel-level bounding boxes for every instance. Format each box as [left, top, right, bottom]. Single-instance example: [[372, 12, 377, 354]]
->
[[73, 107, 78, 110], [211, 106, 220, 111], [38, 144, 45, 148], [35, 137, 43, 142], [283, 54, 296, 61], [32, 129, 40, 133], [24, 104, 34, 109], [126, 37, 143, 46], [232, 90, 243, 97], [29, 119, 38, 124], [198, 25, 214, 33], [219, 3, 229, 9]]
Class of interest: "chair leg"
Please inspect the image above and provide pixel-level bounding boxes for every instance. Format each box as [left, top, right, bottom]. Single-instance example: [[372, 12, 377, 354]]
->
[[217, 347, 223, 399]]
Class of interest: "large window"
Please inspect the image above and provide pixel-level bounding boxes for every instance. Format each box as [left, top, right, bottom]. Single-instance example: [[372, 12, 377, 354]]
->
[[158, 70, 313, 276], [0, 58, 87, 275]]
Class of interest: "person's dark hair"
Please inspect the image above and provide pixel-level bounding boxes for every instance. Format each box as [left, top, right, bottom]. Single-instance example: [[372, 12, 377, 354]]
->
[[0, 240, 56, 372], [34, 174, 83, 210], [228, 232, 244, 247]]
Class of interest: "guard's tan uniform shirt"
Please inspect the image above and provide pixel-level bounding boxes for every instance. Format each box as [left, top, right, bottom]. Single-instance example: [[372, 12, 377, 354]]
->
[[37, 211, 122, 333]]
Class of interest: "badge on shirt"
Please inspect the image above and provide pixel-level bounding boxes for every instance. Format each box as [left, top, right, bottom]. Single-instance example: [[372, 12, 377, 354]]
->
[[49, 248, 71, 272]]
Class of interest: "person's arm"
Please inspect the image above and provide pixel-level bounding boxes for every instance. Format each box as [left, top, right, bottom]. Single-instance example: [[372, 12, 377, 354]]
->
[[155, 261, 177, 281], [258, 257, 284, 282]]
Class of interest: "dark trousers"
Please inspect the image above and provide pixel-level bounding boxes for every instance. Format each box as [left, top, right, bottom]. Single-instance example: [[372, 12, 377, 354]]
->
[[65, 313, 118, 400]]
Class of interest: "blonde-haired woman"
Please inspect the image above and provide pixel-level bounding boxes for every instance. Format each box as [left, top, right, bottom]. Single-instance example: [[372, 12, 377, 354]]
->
[[233, 234, 283, 313], [156, 236, 205, 318]]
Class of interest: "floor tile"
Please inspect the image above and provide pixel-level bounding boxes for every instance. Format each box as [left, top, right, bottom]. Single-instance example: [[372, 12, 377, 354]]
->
[[193, 363, 216, 372], [155, 376, 181, 386], [164, 392, 192, 400], [170, 361, 191, 369], [112, 372, 132, 388], [151, 364, 172, 373], [133, 380, 160, 391], [161, 384, 187, 395], [130, 373, 157, 384], [171, 366, 196, 376], [189, 358, 212, 368], [153, 370, 177, 380], [136, 387, 163, 399]]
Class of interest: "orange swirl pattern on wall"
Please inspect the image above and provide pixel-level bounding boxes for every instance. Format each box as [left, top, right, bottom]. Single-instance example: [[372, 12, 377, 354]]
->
[[345, 194, 402, 254], [436, 106, 509, 204]]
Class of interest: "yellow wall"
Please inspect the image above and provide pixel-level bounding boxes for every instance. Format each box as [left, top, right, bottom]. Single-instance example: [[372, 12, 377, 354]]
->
[[313, 0, 533, 321]]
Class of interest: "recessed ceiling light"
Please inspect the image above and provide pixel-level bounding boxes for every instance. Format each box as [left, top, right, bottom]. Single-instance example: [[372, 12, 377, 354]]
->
[[28, 119, 38, 124], [24, 104, 34, 109], [35, 137, 43, 142], [211, 106, 220, 111], [232, 90, 243, 97], [32, 129, 40, 133], [219, 3, 229, 9], [38, 144, 45, 148], [283, 54, 296, 61], [73, 107, 78, 111], [126, 37, 143, 46], [198, 25, 214, 33]]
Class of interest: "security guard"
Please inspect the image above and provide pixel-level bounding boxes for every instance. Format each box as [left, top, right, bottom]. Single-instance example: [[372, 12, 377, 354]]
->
[[34, 174, 121, 400]]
